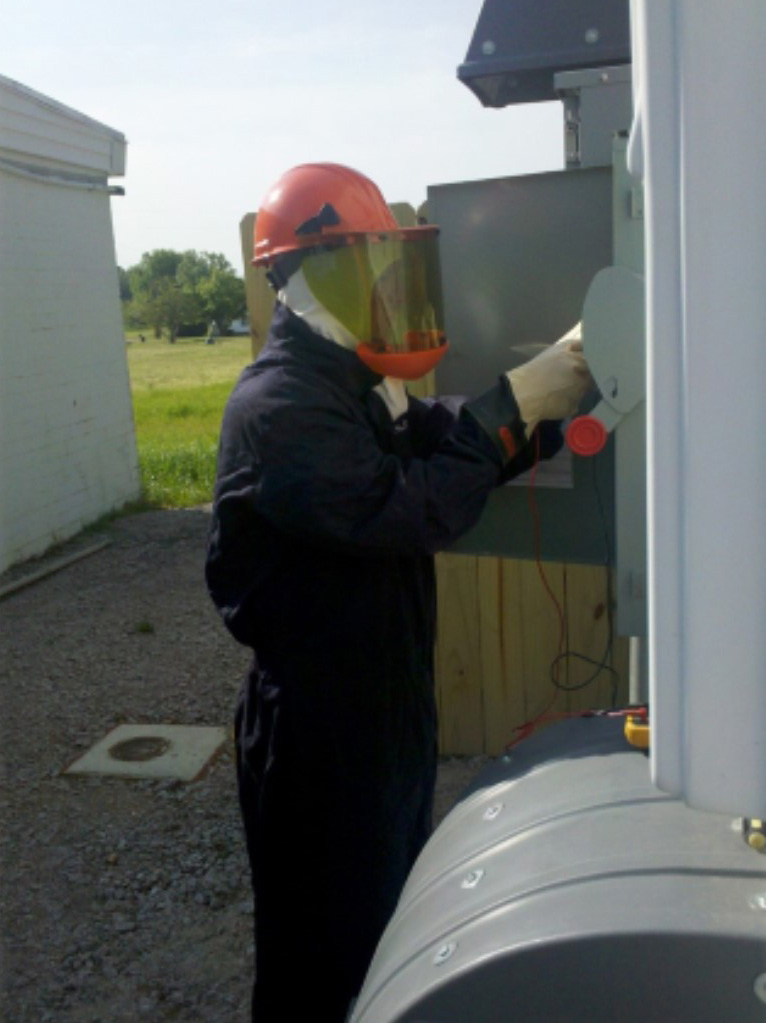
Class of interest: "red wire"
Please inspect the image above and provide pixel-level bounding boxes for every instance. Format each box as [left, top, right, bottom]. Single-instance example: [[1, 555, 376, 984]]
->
[[506, 432, 643, 751]]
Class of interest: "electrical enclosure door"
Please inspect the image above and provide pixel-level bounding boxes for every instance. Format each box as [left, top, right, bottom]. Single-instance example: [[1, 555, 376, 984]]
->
[[430, 167, 614, 564]]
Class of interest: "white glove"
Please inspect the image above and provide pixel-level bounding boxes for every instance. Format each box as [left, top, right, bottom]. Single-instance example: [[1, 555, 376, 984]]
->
[[506, 322, 592, 436]]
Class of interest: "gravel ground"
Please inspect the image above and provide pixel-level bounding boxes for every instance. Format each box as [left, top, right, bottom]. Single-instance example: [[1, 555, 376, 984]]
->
[[0, 508, 487, 1023]]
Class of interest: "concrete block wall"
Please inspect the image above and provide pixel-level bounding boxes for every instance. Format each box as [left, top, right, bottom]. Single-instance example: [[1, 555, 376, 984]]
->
[[0, 168, 139, 572]]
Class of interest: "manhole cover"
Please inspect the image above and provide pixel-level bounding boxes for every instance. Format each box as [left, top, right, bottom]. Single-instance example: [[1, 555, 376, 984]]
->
[[66, 724, 228, 780], [109, 736, 171, 762]]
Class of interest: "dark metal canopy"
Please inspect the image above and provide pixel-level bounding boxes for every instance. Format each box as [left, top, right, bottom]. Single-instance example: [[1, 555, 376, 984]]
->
[[458, 0, 631, 107]]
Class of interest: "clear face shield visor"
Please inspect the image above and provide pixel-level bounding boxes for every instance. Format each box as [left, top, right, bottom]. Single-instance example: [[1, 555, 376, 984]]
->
[[301, 230, 448, 379]]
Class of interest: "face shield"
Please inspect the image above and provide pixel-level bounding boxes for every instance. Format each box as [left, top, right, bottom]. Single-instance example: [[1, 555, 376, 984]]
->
[[301, 230, 448, 380]]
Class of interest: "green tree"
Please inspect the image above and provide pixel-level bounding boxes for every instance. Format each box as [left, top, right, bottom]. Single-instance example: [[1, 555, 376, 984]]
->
[[197, 265, 247, 328], [126, 250, 186, 340], [129, 249, 183, 293], [123, 249, 246, 340], [117, 266, 132, 302], [147, 278, 195, 342], [177, 251, 245, 329]]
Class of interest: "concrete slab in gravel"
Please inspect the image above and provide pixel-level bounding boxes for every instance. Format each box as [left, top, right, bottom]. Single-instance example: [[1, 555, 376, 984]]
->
[[64, 723, 228, 781]]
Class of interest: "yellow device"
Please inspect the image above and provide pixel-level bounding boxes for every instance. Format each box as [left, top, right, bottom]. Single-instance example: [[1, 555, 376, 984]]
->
[[624, 714, 650, 750]]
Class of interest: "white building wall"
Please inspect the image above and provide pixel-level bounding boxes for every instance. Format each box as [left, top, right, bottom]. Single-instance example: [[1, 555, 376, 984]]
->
[[0, 79, 139, 572]]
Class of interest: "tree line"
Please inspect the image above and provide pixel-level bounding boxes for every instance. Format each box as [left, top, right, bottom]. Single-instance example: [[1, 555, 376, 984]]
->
[[119, 249, 247, 342]]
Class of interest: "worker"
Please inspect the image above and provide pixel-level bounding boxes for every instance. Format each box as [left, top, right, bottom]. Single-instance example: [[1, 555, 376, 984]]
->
[[205, 162, 591, 1023]]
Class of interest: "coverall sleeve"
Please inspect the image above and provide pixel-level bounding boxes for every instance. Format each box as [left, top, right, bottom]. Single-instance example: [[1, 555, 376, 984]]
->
[[405, 392, 564, 482], [216, 375, 519, 558]]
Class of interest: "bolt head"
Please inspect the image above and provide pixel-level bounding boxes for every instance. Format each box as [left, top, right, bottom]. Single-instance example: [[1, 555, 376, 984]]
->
[[461, 868, 485, 890], [483, 803, 503, 821], [433, 942, 457, 965]]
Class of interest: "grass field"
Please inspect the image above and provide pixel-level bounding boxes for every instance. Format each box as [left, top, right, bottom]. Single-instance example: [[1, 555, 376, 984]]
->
[[126, 331, 253, 507]]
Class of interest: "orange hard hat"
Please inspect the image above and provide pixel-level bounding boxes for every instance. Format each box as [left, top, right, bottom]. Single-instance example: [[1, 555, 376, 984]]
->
[[254, 163, 449, 380], [254, 163, 411, 266]]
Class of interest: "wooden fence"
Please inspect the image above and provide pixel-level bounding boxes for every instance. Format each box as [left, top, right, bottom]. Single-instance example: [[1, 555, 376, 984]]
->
[[434, 553, 628, 754]]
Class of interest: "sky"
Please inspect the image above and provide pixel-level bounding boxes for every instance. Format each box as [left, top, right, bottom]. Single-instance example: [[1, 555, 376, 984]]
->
[[1, 0, 564, 274]]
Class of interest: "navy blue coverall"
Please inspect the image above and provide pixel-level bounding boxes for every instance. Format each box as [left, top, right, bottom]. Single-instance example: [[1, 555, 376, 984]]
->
[[205, 303, 557, 1023]]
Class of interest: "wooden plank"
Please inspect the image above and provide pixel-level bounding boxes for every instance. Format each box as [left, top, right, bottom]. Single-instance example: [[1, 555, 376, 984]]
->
[[516, 557, 568, 735], [561, 563, 627, 713], [239, 213, 276, 359], [434, 555, 634, 754], [478, 556, 527, 754], [434, 553, 484, 754]]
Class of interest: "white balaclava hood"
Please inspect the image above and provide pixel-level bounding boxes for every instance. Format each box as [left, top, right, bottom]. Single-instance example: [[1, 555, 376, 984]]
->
[[278, 268, 358, 351]]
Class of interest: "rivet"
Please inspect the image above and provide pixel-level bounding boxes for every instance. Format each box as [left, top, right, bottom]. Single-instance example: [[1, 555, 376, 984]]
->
[[483, 803, 503, 821], [481, 40, 496, 56], [585, 27, 600, 44], [461, 868, 485, 890], [433, 942, 457, 965], [749, 894, 766, 911]]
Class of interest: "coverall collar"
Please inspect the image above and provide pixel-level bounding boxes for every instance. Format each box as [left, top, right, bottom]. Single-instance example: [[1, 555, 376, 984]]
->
[[263, 301, 383, 398]]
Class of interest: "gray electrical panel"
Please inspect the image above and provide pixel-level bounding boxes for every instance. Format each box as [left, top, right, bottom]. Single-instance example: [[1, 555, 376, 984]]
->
[[430, 166, 615, 565]]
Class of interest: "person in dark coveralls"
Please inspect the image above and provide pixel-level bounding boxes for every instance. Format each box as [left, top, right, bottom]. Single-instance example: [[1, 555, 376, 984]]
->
[[205, 163, 591, 1023]]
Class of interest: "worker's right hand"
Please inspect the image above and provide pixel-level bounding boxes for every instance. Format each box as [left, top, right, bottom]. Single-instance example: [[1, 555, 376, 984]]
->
[[506, 323, 592, 436]]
